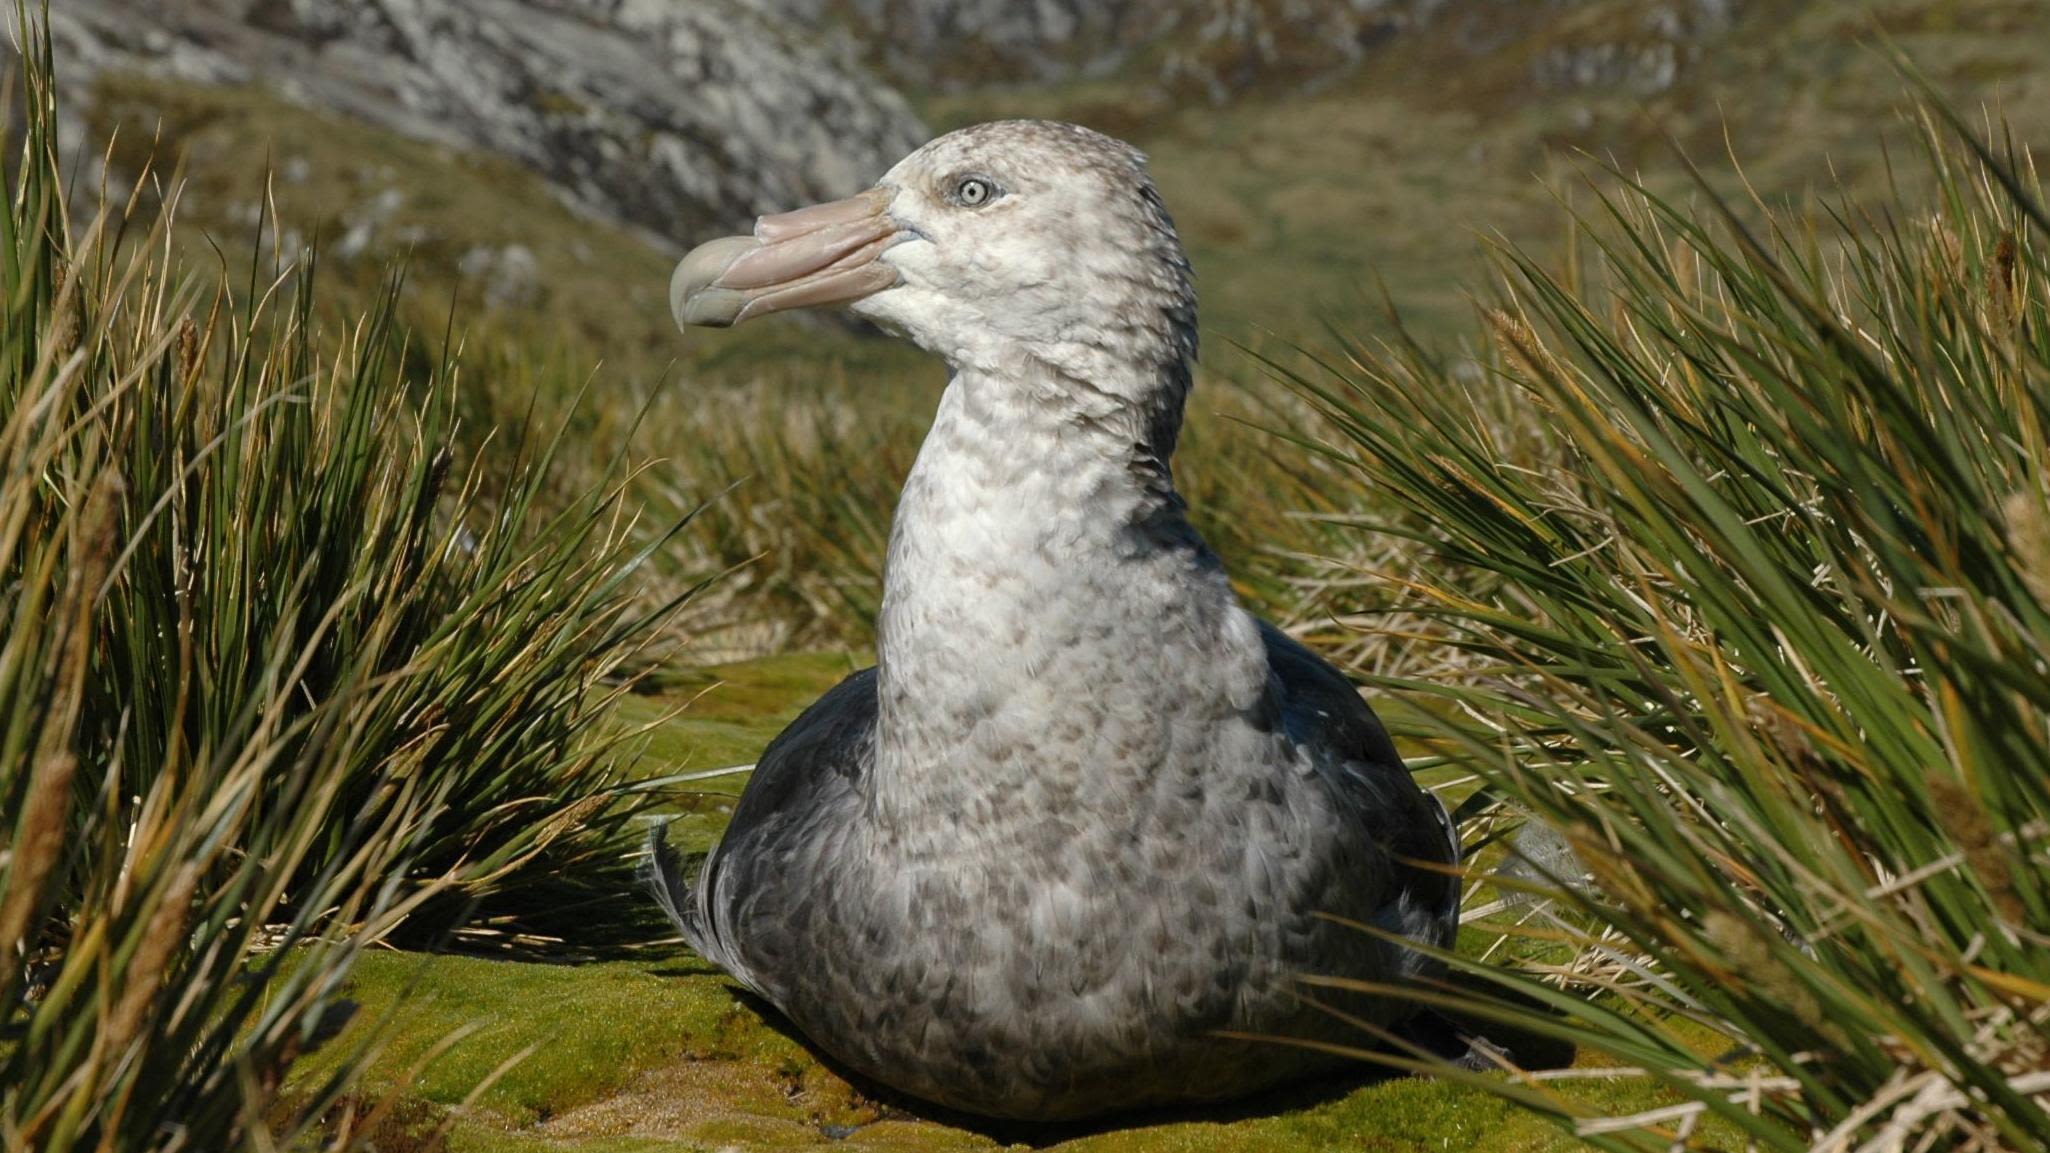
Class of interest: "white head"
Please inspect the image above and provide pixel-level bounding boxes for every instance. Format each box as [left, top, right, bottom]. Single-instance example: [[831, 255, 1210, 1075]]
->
[[673, 121, 1198, 448]]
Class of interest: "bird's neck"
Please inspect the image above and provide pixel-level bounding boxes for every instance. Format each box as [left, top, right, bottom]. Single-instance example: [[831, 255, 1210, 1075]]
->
[[868, 360, 1271, 838]]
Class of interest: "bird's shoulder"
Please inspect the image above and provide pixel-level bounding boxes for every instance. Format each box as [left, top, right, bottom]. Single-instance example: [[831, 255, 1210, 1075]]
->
[[1255, 619, 1402, 770], [1254, 619, 1459, 881], [723, 664, 877, 838]]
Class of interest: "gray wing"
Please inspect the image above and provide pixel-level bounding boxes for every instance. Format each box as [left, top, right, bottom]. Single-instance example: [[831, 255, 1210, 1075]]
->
[[645, 666, 877, 984], [1258, 621, 1461, 956]]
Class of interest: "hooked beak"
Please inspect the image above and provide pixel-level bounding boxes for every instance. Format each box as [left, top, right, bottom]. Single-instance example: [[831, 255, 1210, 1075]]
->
[[671, 186, 905, 329]]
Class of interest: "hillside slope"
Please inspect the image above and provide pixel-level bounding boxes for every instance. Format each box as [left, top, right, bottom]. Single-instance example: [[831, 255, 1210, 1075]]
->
[[54, 0, 2050, 367], [53, 0, 926, 242]]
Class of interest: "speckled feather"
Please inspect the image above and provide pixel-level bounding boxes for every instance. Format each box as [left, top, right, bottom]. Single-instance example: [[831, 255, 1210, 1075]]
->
[[646, 120, 1459, 1121]]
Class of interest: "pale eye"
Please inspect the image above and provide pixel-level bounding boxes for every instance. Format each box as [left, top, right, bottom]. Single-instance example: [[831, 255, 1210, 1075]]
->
[[954, 177, 997, 207]]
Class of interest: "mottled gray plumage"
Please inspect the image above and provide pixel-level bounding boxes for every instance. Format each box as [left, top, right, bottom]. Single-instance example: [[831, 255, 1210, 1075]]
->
[[648, 119, 1459, 1121]]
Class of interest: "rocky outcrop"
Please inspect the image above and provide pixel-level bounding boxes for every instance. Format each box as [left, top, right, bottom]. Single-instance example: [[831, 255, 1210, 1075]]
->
[[743, 0, 1399, 98], [743, 0, 1178, 90], [50, 0, 927, 244], [1518, 1, 1741, 95], [752, 0, 1745, 102]]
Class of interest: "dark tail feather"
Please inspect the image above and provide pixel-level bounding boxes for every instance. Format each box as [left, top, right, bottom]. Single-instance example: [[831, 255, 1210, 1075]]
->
[[643, 822, 713, 957]]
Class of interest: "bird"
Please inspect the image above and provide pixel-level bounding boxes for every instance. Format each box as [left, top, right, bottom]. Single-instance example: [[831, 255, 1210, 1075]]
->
[[647, 119, 1461, 1122]]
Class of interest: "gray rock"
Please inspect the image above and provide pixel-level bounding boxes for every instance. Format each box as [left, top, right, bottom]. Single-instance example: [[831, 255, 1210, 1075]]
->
[[459, 242, 542, 307], [1525, 1, 1740, 95], [1494, 818, 1595, 905], [48, 0, 927, 247]]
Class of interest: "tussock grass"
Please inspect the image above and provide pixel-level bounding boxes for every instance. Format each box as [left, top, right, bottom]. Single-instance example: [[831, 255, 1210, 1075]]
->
[[1284, 103, 2050, 1150], [1, 6, 683, 1145], [630, 379, 912, 659]]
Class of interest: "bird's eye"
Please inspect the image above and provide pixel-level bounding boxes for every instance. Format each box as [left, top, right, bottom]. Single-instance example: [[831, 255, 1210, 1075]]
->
[[954, 177, 997, 207]]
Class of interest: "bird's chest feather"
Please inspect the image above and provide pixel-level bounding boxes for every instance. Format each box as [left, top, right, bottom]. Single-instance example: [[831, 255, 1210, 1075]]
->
[[872, 390, 1275, 846]]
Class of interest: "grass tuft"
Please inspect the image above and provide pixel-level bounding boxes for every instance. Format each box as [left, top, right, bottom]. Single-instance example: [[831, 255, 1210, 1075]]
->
[[1286, 102, 2050, 1150], [1, 3, 685, 1145]]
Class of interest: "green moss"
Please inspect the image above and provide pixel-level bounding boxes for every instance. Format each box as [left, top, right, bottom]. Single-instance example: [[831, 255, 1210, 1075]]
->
[[292, 953, 720, 1125], [298, 940, 1720, 1153], [612, 651, 865, 777], [606, 653, 864, 852]]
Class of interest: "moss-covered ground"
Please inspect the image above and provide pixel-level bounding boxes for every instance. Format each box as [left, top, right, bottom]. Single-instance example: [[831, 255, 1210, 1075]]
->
[[287, 655, 1719, 1153]]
